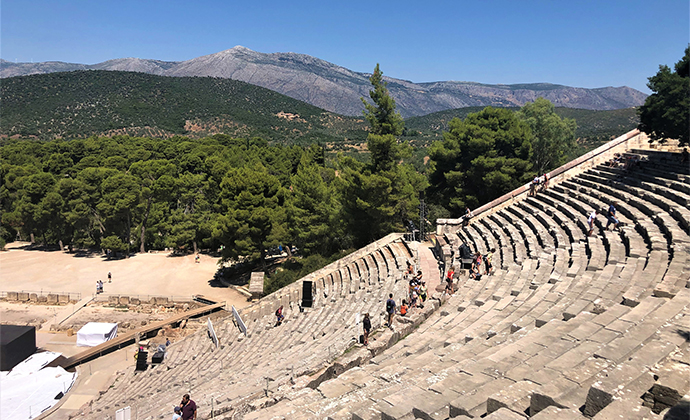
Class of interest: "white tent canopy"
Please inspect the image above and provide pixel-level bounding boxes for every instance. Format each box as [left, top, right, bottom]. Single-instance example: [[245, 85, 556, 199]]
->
[[0, 351, 77, 420], [76, 322, 118, 347]]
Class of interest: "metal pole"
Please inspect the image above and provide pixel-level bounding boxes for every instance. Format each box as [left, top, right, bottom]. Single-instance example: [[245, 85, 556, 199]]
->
[[419, 199, 426, 242]]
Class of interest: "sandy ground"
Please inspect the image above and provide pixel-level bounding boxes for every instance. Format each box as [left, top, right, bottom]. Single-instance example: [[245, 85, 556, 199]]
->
[[0, 242, 248, 306], [1, 243, 249, 419], [0, 242, 249, 357]]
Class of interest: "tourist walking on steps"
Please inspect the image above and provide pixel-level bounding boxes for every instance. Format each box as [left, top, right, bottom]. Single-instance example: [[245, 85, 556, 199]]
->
[[419, 281, 428, 304], [362, 313, 371, 345], [107, 271, 112, 283], [530, 175, 540, 196], [385, 294, 396, 328], [485, 249, 495, 275], [606, 202, 620, 231], [463, 207, 472, 226], [588, 210, 598, 236], [180, 394, 197, 420], [275, 306, 284, 326], [444, 271, 454, 295]]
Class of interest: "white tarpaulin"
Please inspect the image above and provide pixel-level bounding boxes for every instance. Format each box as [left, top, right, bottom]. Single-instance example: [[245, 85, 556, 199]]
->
[[0, 351, 77, 420], [76, 322, 118, 347]]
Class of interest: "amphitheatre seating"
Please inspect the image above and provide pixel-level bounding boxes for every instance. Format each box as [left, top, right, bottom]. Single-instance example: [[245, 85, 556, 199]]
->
[[82, 235, 415, 420], [82, 140, 690, 420], [239, 146, 689, 419]]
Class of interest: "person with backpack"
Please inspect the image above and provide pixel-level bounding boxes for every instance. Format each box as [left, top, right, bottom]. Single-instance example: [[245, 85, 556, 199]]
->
[[385, 294, 396, 328], [275, 306, 284, 326]]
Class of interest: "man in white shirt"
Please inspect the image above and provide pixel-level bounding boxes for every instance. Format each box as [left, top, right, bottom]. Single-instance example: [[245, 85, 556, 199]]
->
[[588, 210, 597, 236]]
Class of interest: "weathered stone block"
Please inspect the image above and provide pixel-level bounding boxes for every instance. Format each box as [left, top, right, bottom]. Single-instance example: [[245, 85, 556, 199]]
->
[[37, 295, 47, 303], [29, 293, 38, 302], [18, 292, 29, 302], [109, 295, 119, 305], [7, 292, 18, 301], [47, 294, 58, 304], [58, 294, 70, 304], [130, 297, 140, 305], [119, 296, 130, 305]]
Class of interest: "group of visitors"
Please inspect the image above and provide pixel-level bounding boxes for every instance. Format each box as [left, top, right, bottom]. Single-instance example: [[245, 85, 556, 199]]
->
[[407, 269, 427, 310], [587, 202, 620, 236], [606, 152, 646, 172], [95, 271, 113, 294], [470, 248, 494, 279], [172, 394, 196, 420], [529, 173, 550, 197]]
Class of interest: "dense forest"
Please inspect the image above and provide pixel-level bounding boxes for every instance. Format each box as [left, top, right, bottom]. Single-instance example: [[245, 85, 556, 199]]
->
[[403, 106, 639, 147], [0, 68, 606, 292], [0, 71, 367, 144]]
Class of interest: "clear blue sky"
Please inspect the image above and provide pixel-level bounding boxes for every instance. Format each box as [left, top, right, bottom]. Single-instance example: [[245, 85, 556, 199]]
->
[[2, 0, 688, 93]]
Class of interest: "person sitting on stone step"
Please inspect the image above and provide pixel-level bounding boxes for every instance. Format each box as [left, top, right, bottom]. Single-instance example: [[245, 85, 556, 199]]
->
[[399, 300, 408, 316], [470, 264, 482, 281]]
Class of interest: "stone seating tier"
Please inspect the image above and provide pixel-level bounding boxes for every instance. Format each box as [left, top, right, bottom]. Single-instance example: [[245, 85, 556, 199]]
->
[[83, 239, 416, 420], [86, 146, 690, 420], [243, 148, 689, 420]]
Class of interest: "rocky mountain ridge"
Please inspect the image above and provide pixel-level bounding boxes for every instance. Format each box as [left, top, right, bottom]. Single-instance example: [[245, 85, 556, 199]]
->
[[0, 46, 647, 117]]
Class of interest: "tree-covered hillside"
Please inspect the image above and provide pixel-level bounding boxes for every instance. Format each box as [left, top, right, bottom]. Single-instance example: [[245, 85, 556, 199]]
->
[[2, 71, 639, 151], [403, 106, 639, 146], [0, 71, 367, 144]]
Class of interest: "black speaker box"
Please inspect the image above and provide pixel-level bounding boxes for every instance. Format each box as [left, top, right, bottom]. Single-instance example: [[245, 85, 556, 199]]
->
[[0, 325, 36, 371], [135, 351, 148, 371], [302, 281, 313, 308]]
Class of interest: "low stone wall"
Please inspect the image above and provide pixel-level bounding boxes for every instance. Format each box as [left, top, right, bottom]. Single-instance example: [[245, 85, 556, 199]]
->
[[92, 294, 196, 306], [2, 290, 80, 304]]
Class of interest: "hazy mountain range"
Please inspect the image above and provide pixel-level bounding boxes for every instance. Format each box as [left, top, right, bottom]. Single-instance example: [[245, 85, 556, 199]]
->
[[0, 46, 647, 117]]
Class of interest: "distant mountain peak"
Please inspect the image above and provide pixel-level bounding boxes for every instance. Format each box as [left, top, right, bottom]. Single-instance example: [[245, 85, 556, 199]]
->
[[0, 48, 647, 116]]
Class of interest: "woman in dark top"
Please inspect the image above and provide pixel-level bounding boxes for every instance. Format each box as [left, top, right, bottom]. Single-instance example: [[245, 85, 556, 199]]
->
[[362, 313, 371, 345]]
